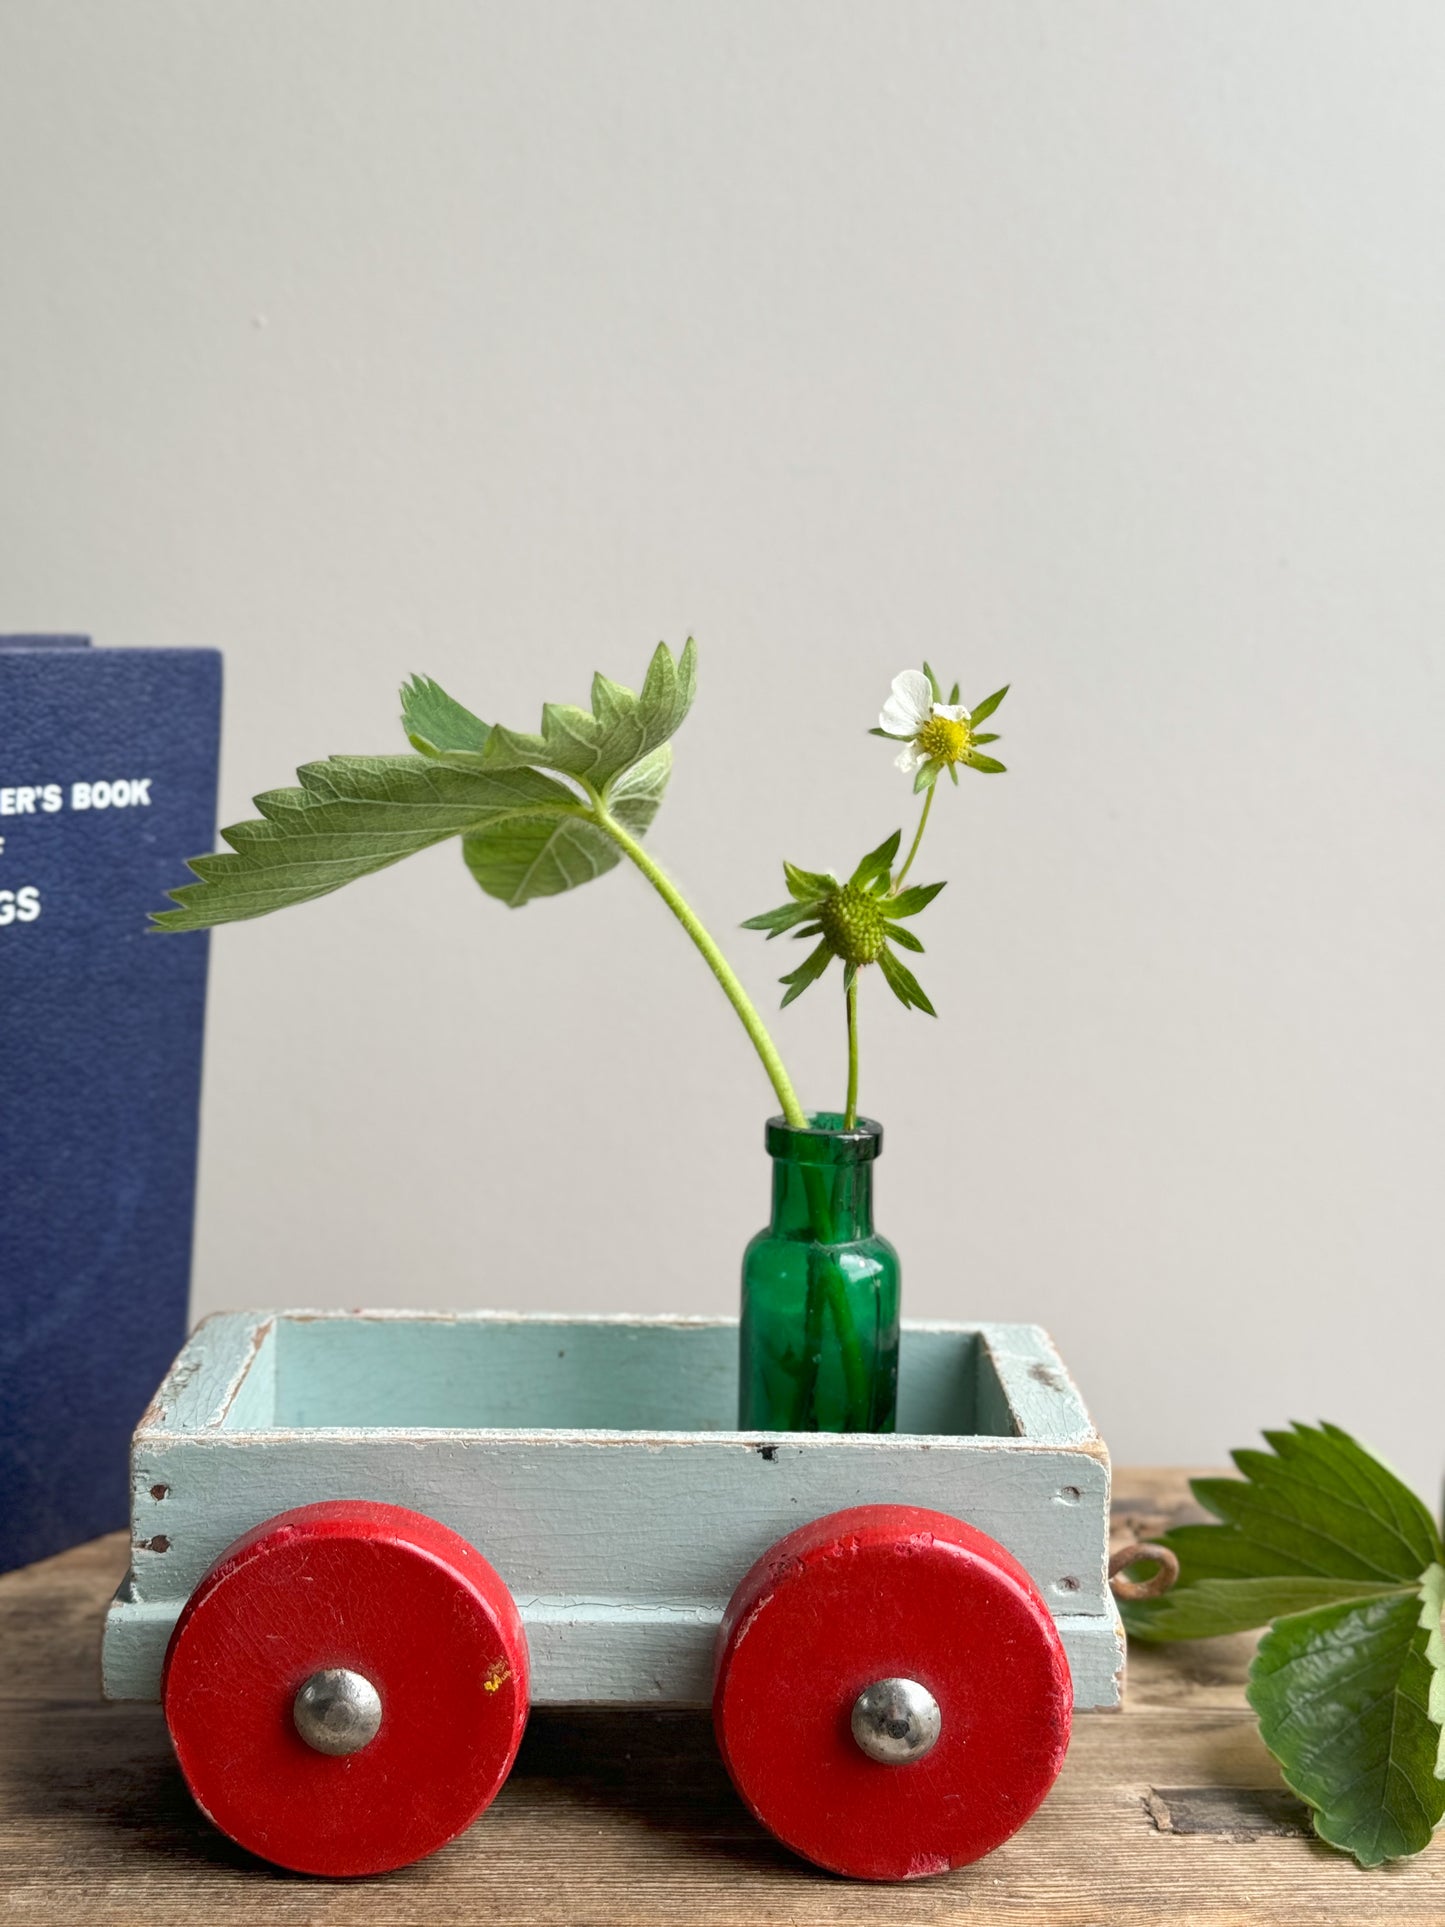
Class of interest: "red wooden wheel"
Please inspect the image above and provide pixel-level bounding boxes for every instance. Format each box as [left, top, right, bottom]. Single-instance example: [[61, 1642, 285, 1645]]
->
[[162, 1500, 528, 1876], [712, 1503, 1072, 1881]]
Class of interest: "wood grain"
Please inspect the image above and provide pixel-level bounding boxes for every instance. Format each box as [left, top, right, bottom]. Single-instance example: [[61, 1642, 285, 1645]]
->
[[3, 1469, 1442, 1924]]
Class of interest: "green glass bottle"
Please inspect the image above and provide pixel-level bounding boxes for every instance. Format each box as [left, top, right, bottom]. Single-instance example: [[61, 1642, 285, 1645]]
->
[[739, 1113, 900, 1433]]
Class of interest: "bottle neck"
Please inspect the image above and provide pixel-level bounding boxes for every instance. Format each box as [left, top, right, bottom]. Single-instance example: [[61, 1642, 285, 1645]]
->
[[770, 1157, 875, 1242]]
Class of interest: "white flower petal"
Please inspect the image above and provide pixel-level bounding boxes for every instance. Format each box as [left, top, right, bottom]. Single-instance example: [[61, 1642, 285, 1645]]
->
[[931, 702, 972, 723], [894, 742, 926, 773], [879, 670, 933, 736]]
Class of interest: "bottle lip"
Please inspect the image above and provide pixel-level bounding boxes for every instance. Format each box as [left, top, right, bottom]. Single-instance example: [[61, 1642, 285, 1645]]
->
[[764, 1112, 883, 1165]]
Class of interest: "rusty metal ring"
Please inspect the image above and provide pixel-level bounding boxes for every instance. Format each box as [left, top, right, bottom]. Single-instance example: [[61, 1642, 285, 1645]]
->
[[1108, 1542, 1180, 1602]]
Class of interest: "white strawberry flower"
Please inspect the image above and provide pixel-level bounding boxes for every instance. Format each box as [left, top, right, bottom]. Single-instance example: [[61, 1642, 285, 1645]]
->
[[877, 669, 936, 741], [873, 664, 1007, 791], [877, 671, 973, 774]]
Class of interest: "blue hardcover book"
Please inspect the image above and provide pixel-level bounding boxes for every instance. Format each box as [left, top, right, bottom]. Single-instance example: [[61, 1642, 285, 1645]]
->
[[0, 638, 222, 1572]]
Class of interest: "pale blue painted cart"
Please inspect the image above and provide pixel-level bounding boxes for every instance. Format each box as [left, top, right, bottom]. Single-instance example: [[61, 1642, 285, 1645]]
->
[[102, 1310, 1128, 1881]]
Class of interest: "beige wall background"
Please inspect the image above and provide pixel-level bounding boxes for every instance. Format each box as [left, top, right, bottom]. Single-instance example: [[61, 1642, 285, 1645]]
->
[[3, 3, 1441, 1491]]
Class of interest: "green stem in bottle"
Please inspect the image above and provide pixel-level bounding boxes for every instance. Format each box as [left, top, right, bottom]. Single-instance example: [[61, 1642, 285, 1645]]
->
[[590, 802, 807, 1129], [825, 1258, 872, 1426], [790, 1173, 871, 1430], [791, 1243, 830, 1426], [594, 795, 871, 1427], [891, 781, 936, 893], [844, 973, 859, 1131]]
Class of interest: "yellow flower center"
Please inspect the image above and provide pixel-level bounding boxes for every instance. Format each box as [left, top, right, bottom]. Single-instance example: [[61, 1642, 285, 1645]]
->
[[916, 713, 972, 764]]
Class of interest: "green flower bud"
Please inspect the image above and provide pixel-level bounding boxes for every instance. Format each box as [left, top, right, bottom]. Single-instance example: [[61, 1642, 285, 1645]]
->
[[818, 881, 890, 967]]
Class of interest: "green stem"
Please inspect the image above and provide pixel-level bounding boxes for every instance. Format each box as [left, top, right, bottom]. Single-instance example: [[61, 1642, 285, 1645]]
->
[[593, 799, 870, 1428], [892, 782, 936, 893], [792, 1244, 830, 1426], [791, 1179, 871, 1430], [592, 804, 807, 1128], [844, 974, 859, 1130], [825, 1263, 872, 1427]]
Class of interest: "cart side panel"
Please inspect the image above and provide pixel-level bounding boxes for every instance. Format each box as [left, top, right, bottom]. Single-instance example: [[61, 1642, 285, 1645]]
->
[[124, 1428, 1110, 1615]]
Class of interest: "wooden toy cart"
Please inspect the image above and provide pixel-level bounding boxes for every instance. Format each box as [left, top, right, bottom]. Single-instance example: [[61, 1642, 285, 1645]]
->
[[102, 1309, 1126, 1882]]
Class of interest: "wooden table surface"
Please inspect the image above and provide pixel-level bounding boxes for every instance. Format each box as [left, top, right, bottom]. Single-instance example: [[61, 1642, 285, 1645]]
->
[[1, 1467, 1440, 1925]]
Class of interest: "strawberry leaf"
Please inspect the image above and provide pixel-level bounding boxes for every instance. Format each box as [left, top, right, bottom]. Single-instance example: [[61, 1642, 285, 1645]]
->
[[463, 744, 671, 907], [400, 676, 491, 758], [155, 645, 693, 929], [1124, 1575, 1410, 1641], [1192, 1424, 1442, 1585], [1122, 1423, 1445, 1868], [152, 756, 580, 929], [1247, 1566, 1445, 1866], [476, 639, 696, 791]]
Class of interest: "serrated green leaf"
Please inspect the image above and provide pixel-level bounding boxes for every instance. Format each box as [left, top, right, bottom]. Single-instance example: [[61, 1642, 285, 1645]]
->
[[779, 938, 834, 1007], [1150, 1520, 1311, 1583], [1239, 1453, 1434, 1582], [152, 756, 580, 930], [477, 639, 696, 790], [889, 880, 945, 918], [1268, 1424, 1444, 1573], [400, 675, 492, 758], [461, 816, 612, 907], [878, 944, 936, 1015], [849, 830, 901, 891], [1123, 1575, 1412, 1643], [1128, 1426, 1445, 1643], [1188, 1471, 1406, 1583], [1428, 1563, 1445, 1779], [1190, 1425, 1442, 1584], [970, 684, 1009, 725], [461, 744, 669, 908], [157, 643, 700, 932], [1247, 1568, 1445, 1866], [1122, 1423, 1445, 1866]]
